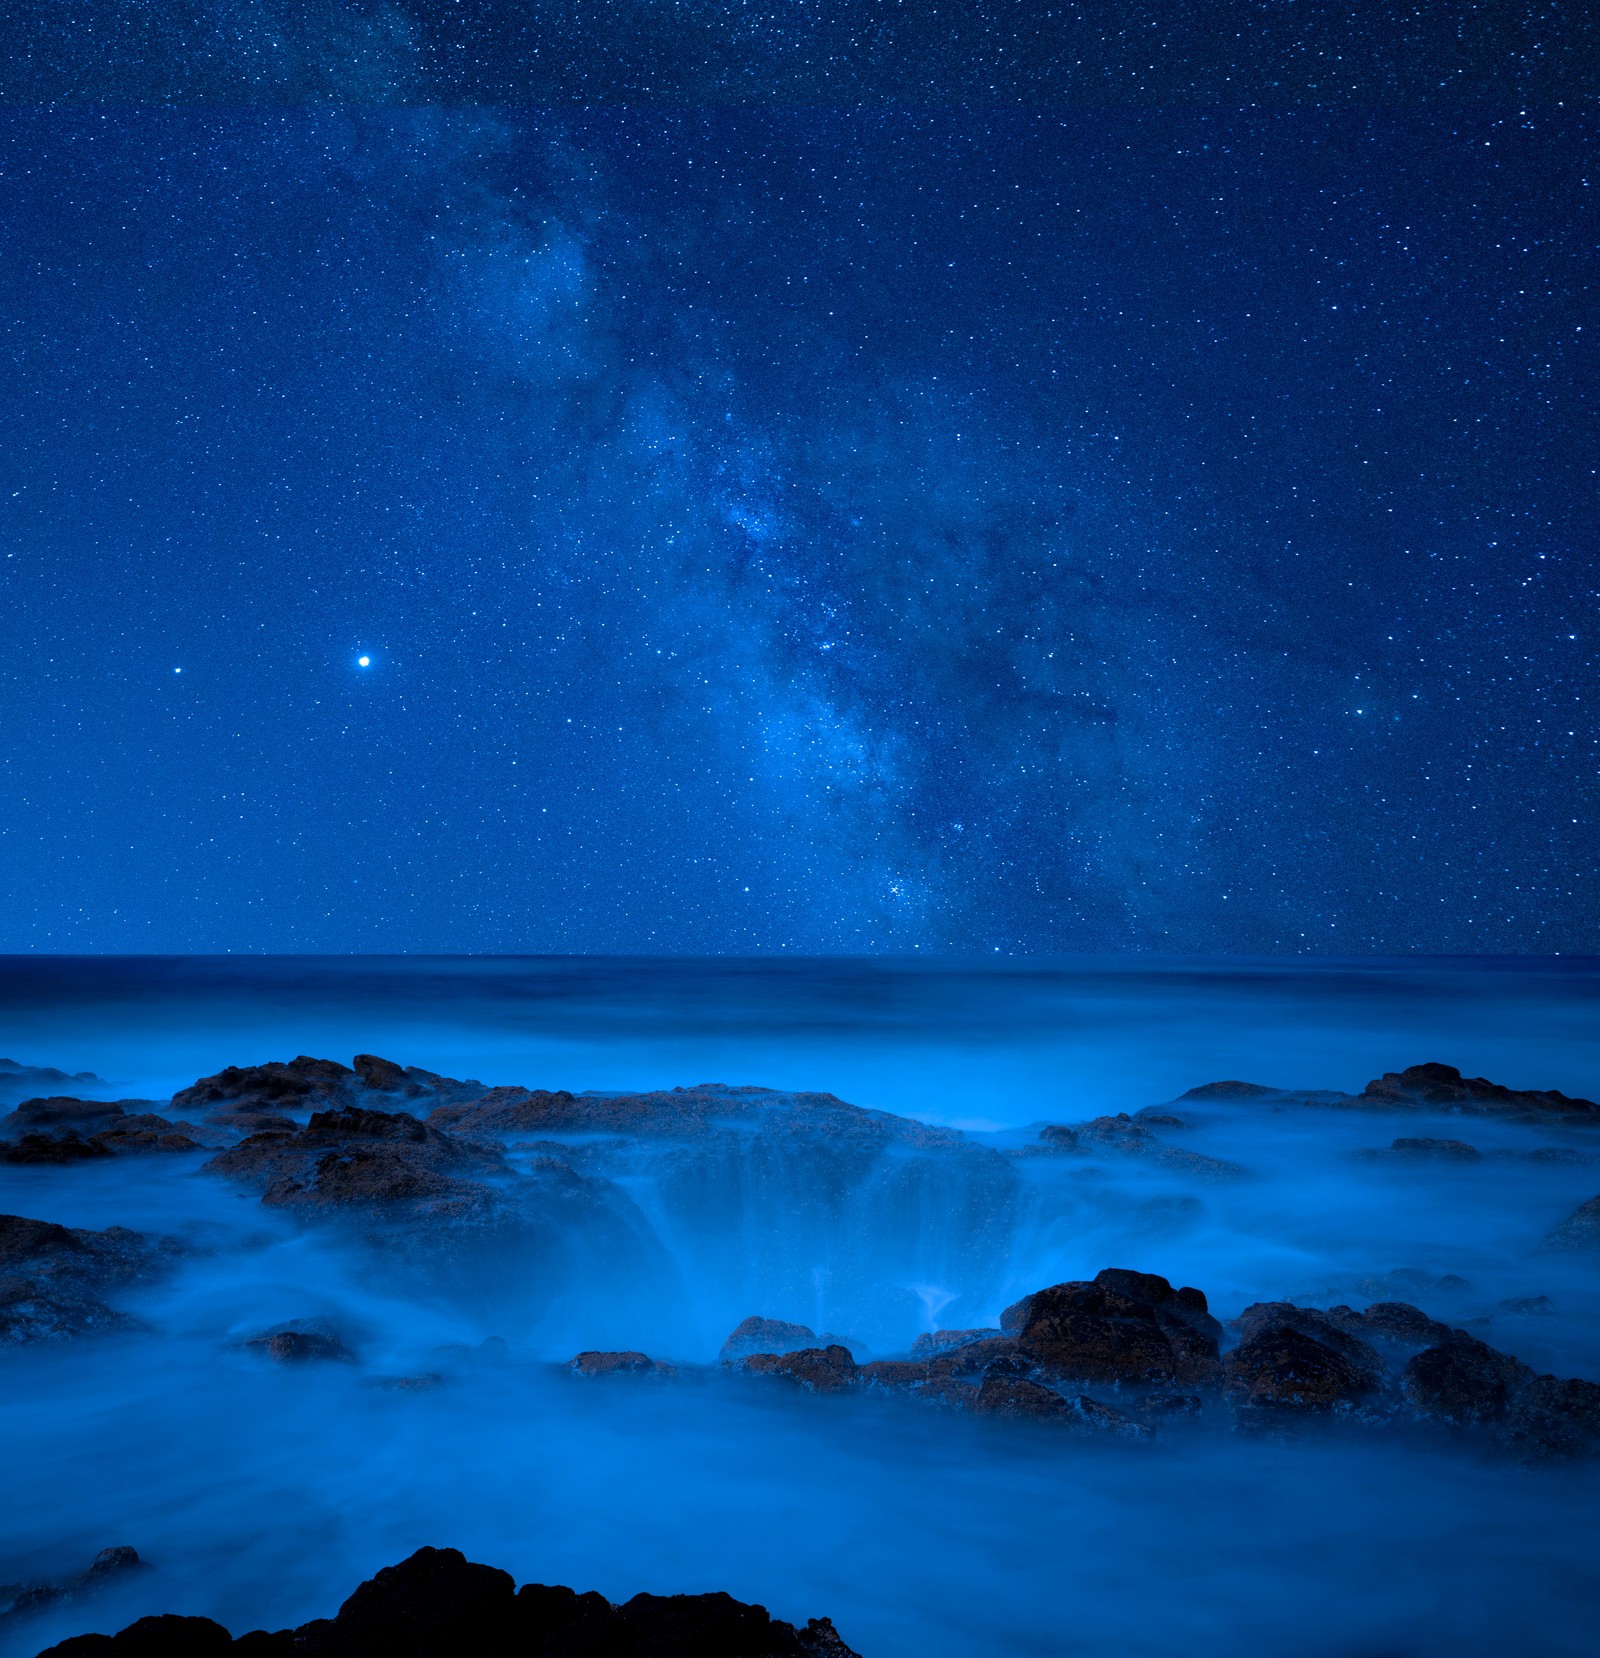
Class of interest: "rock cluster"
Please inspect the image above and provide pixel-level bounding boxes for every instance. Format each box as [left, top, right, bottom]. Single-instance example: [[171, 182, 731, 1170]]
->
[[1032, 1115, 1248, 1180], [36, 1545, 859, 1657], [0, 1098, 208, 1161]]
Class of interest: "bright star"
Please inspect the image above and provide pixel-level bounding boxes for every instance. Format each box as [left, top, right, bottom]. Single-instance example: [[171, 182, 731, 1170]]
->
[[357, 656, 371, 668]]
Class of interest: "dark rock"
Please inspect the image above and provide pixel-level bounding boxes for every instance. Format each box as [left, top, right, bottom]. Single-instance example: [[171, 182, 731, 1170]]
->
[[858, 1359, 931, 1390], [923, 1336, 1019, 1380], [1134, 1111, 1188, 1128], [244, 1330, 355, 1365], [1, 1545, 143, 1621], [1401, 1331, 1535, 1425], [0, 1213, 181, 1345], [998, 1293, 1036, 1335], [742, 1345, 858, 1394], [0, 1059, 100, 1102], [1230, 1304, 1386, 1385], [1011, 1268, 1223, 1387], [1500, 1375, 1600, 1462], [566, 1350, 674, 1378], [1223, 1305, 1385, 1416], [973, 1371, 1072, 1420], [909, 1327, 1001, 1356], [173, 1056, 491, 1133], [1178, 1081, 1280, 1101], [1132, 1393, 1203, 1421], [1357, 1062, 1600, 1121], [0, 1134, 114, 1165], [1035, 1115, 1246, 1180], [719, 1316, 818, 1363], [1498, 1295, 1556, 1316], [38, 1545, 861, 1656], [1544, 1194, 1600, 1251], [1328, 1301, 1455, 1348], [1384, 1137, 1483, 1161], [0, 1098, 207, 1156]]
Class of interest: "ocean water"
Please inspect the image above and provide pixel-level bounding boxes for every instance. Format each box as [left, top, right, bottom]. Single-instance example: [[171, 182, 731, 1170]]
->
[[1, 956, 1598, 1656]]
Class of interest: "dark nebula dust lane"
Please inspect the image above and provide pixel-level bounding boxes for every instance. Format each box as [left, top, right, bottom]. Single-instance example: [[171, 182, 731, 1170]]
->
[[2, 960, 1599, 1657], [1, 103, 1593, 955]]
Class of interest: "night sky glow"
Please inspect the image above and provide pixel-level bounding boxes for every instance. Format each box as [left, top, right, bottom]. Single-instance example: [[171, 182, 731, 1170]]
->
[[0, 37, 1594, 956]]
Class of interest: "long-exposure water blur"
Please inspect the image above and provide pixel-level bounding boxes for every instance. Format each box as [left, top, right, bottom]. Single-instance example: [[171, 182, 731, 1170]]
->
[[2, 957, 1597, 1656]]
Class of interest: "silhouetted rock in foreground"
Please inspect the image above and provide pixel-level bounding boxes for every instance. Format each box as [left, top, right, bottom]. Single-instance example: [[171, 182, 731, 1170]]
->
[[0, 1214, 181, 1344], [36, 1545, 859, 1656]]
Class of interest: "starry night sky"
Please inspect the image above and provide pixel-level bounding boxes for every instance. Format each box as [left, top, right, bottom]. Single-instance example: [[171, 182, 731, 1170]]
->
[[0, 10, 1594, 954]]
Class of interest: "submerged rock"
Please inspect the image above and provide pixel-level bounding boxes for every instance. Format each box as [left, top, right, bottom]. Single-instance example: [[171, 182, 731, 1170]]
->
[[0, 1214, 181, 1344], [1543, 1194, 1600, 1251], [36, 1545, 861, 1656], [1011, 1268, 1223, 1387]]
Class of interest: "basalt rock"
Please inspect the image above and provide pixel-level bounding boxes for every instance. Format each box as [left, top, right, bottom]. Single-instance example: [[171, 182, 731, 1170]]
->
[[0, 1098, 207, 1155], [1011, 1268, 1223, 1387], [1326, 1301, 1456, 1349], [566, 1350, 674, 1378], [1543, 1194, 1600, 1251], [0, 1213, 182, 1344], [37, 1545, 861, 1658], [1499, 1375, 1600, 1462], [720, 1316, 819, 1364], [173, 1056, 493, 1132], [1401, 1331, 1536, 1425], [1357, 1063, 1600, 1121], [1224, 1326, 1380, 1418], [742, 1345, 858, 1394], [1230, 1304, 1386, 1385]]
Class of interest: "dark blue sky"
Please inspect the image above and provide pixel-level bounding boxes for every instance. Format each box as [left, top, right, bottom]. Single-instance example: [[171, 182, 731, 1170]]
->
[[0, 91, 1594, 951]]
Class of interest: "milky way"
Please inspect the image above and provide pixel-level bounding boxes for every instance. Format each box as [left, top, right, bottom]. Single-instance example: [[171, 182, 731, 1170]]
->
[[0, 94, 1593, 951]]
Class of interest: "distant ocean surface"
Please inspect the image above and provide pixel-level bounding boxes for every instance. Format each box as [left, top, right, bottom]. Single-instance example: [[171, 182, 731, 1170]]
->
[[4, 954, 1599, 1128]]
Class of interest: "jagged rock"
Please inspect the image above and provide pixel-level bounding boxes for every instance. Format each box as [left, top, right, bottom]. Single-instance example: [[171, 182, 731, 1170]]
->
[[1034, 1115, 1246, 1180], [1223, 1304, 1386, 1417], [1326, 1301, 1455, 1349], [742, 1345, 858, 1393], [38, 1545, 862, 1657], [973, 1371, 1071, 1420], [0, 1213, 181, 1344], [1401, 1331, 1535, 1425], [909, 1327, 1001, 1356], [858, 1359, 931, 1390], [719, 1316, 818, 1363], [1357, 1062, 1600, 1121], [0, 1098, 207, 1156], [1011, 1268, 1223, 1387], [566, 1350, 674, 1378], [924, 1337, 1019, 1379], [173, 1056, 491, 1132], [999, 1292, 1036, 1335], [1499, 1375, 1600, 1462], [1544, 1194, 1600, 1251], [0, 1545, 142, 1620]]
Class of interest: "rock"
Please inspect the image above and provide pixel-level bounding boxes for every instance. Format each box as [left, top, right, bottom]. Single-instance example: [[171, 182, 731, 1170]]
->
[[1179, 1081, 1281, 1101], [998, 1293, 1036, 1335], [1327, 1301, 1455, 1348], [1035, 1115, 1246, 1180], [0, 1213, 181, 1345], [1498, 1295, 1556, 1316], [0, 1059, 100, 1101], [1499, 1375, 1600, 1462], [742, 1345, 858, 1394], [909, 1327, 1002, 1356], [244, 1330, 355, 1365], [973, 1371, 1072, 1420], [1357, 1062, 1600, 1121], [923, 1336, 1020, 1380], [566, 1350, 674, 1378], [1063, 1393, 1154, 1440], [1132, 1393, 1203, 1421], [0, 1098, 207, 1156], [1223, 1304, 1386, 1418], [1134, 1111, 1187, 1128], [0, 1134, 114, 1165], [1011, 1268, 1223, 1387], [0, 1545, 143, 1620], [173, 1056, 492, 1133], [1544, 1194, 1600, 1251], [1401, 1331, 1535, 1425], [40, 1545, 862, 1656], [719, 1316, 818, 1363], [1383, 1137, 1483, 1161], [858, 1359, 931, 1390]]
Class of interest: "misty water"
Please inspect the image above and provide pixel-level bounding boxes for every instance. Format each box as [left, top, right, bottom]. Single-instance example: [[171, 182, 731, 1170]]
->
[[2, 957, 1598, 1656]]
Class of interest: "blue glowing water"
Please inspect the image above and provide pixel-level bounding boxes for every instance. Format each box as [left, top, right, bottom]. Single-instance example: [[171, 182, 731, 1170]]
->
[[1, 957, 1597, 1656]]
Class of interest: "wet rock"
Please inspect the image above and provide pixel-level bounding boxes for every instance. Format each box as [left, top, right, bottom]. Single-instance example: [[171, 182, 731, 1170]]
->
[[924, 1336, 1020, 1380], [566, 1350, 674, 1378], [998, 1292, 1036, 1335], [0, 1059, 100, 1102], [0, 1213, 181, 1344], [0, 1099, 207, 1156], [1327, 1301, 1455, 1349], [1011, 1268, 1223, 1387], [1178, 1081, 1280, 1101], [1378, 1137, 1483, 1161], [1223, 1304, 1386, 1418], [1543, 1194, 1600, 1251], [1132, 1393, 1204, 1421], [1499, 1375, 1600, 1462], [1134, 1111, 1187, 1128], [719, 1316, 818, 1363], [909, 1327, 1002, 1356], [1498, 1295, 1556, 1316], [973, 1370, 1072, 1420], [0, 1545, 143, 1620], [244, 1329, 356, 1365], [743, 1345, 858, 1394], [36, 1546, 860, 1657], [858, 1359, 931, 1390], [174, 1056, 492, 1133], [1357, 1062, 1600, 1121], [1401, 1331, 1535, 1425], [1035, 1115, 1246, 1180], [1063, 1393, 1154, 1440], [0, 1134, 114, 1165]]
